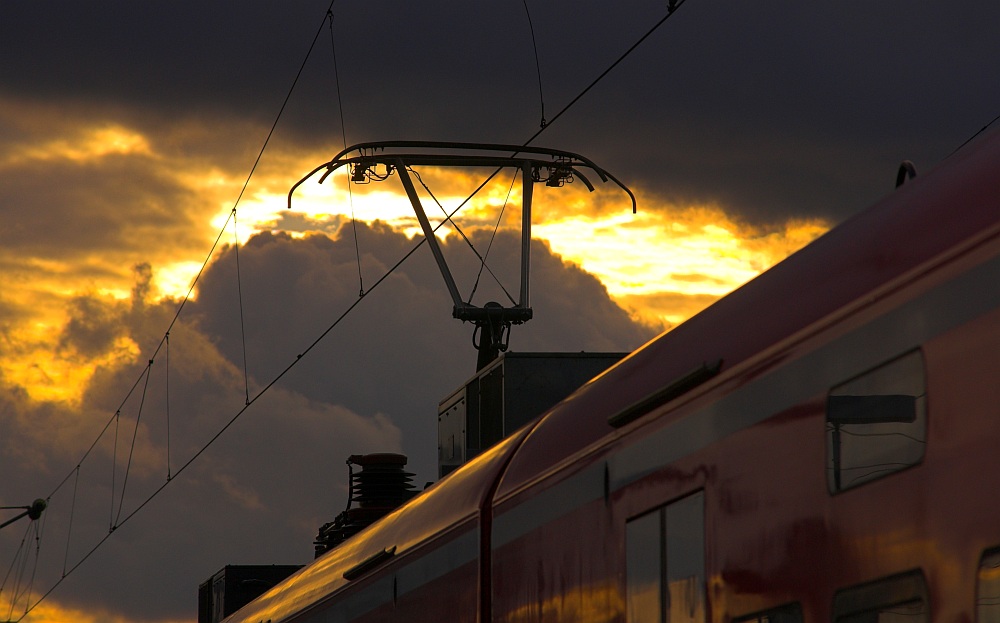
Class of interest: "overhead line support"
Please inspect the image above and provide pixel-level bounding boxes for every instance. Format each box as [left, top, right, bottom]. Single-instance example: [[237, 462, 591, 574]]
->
[[289, 141, 635, 369]]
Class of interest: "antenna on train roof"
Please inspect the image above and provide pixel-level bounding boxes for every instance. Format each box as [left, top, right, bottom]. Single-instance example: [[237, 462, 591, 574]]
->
[[289, 141, 636, 371]]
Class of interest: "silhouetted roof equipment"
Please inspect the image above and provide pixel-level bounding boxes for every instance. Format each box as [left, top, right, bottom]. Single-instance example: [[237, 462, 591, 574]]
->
[[313, 454, 419, 557], [439, 352, 625, 478], [197, 565, 303, 623]]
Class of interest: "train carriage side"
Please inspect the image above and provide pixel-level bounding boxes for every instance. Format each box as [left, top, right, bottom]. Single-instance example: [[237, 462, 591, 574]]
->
[[490, 130, 1000, 623]]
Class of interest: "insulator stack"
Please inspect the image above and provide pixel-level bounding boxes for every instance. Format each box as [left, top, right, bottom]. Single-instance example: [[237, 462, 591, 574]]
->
[[314, 453, 417, 557]]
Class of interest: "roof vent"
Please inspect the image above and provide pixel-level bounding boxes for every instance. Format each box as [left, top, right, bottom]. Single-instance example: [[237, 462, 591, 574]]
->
[[313, 454, 417, 557]]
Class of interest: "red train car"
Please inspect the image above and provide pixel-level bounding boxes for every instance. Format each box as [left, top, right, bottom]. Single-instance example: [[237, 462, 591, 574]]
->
[[223, 127, 1000, 623]]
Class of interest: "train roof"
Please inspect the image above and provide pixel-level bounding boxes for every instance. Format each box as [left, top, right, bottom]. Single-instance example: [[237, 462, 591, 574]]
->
[[221, 129, 1000, 623], [496, 128, 1000, 498]]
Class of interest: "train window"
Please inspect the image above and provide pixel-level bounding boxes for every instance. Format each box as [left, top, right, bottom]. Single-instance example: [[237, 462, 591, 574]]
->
[[733, 602, 803, 623], [826, 350, 926, 493], [627, 509, 663, 623], [978, 548, 1000, 623], [832, 570, 928, 623], [626, 491, 705, 623]]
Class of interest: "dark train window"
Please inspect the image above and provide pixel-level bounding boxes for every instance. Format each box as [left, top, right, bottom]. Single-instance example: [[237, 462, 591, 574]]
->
[[733, 602, 803, 623], [627, 509, 662, 623], [832, 570, 928, 623], [978, 548, 1000, 623], [826, 350, 926, 493], [626, 491, 705, 623]]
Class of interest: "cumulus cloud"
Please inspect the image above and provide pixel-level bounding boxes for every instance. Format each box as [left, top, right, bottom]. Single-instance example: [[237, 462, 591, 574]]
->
[[0, 220, 654, 622], [189, 223, 655, 477]]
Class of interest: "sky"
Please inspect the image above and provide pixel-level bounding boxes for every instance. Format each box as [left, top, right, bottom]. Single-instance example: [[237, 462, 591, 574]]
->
[[2, 1, 999, 621]]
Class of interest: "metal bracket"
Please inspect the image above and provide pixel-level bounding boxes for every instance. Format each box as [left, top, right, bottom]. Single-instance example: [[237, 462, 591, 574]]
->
[[289, 141, 636, 368]]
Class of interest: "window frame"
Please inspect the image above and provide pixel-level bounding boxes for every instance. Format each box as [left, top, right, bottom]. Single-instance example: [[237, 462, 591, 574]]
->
[[625, 490, 706, 623], [977, 547, 1000, 623], [831, 569, 929, 623], [825, 349, 928, 494]]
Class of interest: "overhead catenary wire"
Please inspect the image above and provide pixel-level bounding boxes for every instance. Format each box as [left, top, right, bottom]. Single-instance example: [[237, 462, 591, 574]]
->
[[27, 0, 340, 556], [17, 210, 440, 620], [452, 0, 690, 288], [412, 0, 692, 293], [947, 110, 1000, 158], [165, 333, 172, 480], [109, 410, 119, 533], [468, 168, 519, 305], [522, 0, 687, 148], [1, 519, 40, 620], [327, 7, 365, 296], [62, 466, 80, 577], [407, 166, 518, 307], [12, 1, 342, 616], [521, 0, 546, 128], [233, 209, 251, 406], [25, 155, 510, 617], [22, 512, 44, 618], [10, 1, 690, 618], [1, 522, 28, 617], [114, 359, 154, 528]]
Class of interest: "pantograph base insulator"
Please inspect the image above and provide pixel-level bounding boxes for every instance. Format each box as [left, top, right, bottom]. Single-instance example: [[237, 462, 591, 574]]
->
[[469, 302, 531, 371]]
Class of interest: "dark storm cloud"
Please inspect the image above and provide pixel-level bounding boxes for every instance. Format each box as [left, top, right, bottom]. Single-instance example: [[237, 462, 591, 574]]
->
[[544, 2, 1000, 222], [5, 1, 997, 226]]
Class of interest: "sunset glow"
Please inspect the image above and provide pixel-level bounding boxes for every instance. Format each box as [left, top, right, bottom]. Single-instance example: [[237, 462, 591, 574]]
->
[[9, 125, 152, 165], [534, 208, 828, 325], [240, 167, 829, 328], [0, 114, 827, 409], [2, 0, 991, 620], [0, 328, 137, 405], [1, 98, 829, 623]]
